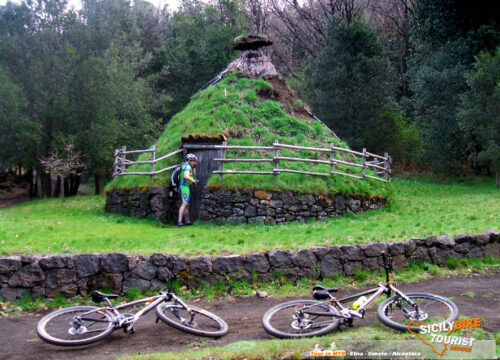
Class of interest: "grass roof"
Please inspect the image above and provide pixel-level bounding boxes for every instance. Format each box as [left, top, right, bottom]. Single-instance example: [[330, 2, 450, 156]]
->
[[106, 72, 391, 198]]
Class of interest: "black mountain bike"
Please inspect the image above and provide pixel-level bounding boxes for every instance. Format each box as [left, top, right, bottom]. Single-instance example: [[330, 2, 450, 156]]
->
[[37, 288, 228, 346], [262, 252, 459, 338]]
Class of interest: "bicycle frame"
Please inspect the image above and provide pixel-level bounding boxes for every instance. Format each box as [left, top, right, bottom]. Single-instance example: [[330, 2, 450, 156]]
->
[[79, 291, 191, 330], [302, 252, 419, 321]]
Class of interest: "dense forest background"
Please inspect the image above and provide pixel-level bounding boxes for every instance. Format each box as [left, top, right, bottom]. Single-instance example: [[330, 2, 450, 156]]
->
[[1, 0, 499, 197]]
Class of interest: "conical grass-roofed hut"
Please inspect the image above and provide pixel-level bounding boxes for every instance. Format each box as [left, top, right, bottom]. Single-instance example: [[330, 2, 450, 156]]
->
[[106, 35, 391, 224]]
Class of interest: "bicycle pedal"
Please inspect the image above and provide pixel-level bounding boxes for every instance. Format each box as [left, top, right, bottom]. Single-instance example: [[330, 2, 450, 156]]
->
[[124, 324, 135, 334]]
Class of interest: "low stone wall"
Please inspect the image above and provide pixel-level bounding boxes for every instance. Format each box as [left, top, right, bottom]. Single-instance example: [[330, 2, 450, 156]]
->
[[1, 231, 498, 300], [105, 187, 178, 223], [105, 186, 386, 224], [199, 188, 385, 223]]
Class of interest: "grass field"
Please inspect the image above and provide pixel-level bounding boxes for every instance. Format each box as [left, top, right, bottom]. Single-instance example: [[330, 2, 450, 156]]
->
[[0, 177, 498, 256]]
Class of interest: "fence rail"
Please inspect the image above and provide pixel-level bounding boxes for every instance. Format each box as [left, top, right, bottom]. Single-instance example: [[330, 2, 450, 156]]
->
[[113, 142, 391, 183]]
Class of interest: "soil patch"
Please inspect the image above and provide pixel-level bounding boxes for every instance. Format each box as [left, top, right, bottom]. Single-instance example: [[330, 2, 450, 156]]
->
[[0, 273, 498, 360], [0, 178, 28, 208]]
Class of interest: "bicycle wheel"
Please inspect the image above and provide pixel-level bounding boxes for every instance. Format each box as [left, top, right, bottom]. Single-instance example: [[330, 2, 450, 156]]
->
[[156, 303, 228, 337], [377, 293, 459, 332], [37, 306, 115, 346], [262, 300, 340, 339]]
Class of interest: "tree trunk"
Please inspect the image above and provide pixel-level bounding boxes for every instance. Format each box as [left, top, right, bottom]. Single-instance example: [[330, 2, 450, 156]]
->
[[70, 174, 80, 196], [42, 171, 52, 197], [59, 175, 65, 199], [28, 167, 35, 198], [54, 176, 61, 197], [36, 167, 43, 198], [64, 177, 70, 197], [95, 170, 101, 195]]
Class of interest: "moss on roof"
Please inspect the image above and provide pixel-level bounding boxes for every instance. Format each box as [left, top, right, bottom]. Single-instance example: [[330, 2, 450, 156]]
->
[[106, 72, 391, 198]]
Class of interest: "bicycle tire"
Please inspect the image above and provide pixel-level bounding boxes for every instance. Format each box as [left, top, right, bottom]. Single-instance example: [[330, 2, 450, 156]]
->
[[37, 306, 115, 346], [155, 303, 228, 337], [262, 300, 340, 339], [377, 293, 459, 332]]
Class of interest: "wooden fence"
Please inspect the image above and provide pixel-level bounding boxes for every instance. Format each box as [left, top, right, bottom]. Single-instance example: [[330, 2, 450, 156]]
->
[[113, 141, 391, 183]]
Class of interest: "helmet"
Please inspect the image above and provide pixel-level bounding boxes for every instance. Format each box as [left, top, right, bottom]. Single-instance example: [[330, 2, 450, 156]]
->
[[186, 153, 197, 162]]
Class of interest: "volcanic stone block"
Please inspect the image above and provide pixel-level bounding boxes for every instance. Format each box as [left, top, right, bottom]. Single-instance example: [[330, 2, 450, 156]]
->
[[485, 229, 499, 242], [150, 253, 168, 266], [74, 254, 101, 278], [213, 255, 244, 274], [166, 255, 187, 272], [455, 234, 474, 244], [88, 274, 123, 294], [310, 246, 330, 261], [8, 263, 45, 287], [389, 242, 406, 255], [45, 269, 77, 288], [320, 255, 343, 278], [268, 249, 293, 268], [363, 242, 388, 257], [292, 249, 317, 268], [436, 235, 455, 248], [244, 253, 270, 273], [39, 255, 74, 270], [409, 247, 431, 263], [157, 267, 174, 282], [466, 246, 484, 258], [362, 257, 381, 271], [474, 234, 490, 245], [0, 256, 22, 274], [132, 261, 157, 280], [101, 253, 129, 273], [0, 287, 31, 301], [343, 261, 362, 276], [189, 256, 212, 275], [340, 245, 365, 261]]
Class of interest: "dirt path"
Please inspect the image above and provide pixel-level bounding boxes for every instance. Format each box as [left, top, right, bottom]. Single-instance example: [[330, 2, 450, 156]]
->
[[1, 274, 498, 360]]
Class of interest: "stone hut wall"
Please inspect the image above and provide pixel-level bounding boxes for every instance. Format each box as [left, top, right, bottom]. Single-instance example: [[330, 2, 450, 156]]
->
[[1, 231, 498, 300], [105, 186, 386, 224]]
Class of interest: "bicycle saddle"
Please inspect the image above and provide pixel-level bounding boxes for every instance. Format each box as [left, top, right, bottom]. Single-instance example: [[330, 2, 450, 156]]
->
[[312, 285, 338, 292], [312, 285, 338, 300], [91, 290, 119, 303]]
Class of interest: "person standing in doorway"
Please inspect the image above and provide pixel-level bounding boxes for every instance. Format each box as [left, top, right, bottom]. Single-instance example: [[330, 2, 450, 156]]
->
[[177, 153, 198, 226]]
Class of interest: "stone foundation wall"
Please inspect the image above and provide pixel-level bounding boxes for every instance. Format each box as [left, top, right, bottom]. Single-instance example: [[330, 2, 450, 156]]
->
[[1, 231, 498, 300], [105, 187, 178, 223], [199, 188, 385, 224], [105, 186, 386, 224]]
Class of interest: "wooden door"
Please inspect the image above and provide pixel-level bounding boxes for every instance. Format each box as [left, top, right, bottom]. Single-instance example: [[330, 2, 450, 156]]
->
[[182, 142, 224, 221]]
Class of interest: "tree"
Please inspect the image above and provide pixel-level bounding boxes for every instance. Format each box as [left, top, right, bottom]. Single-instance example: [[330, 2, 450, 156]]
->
[[409, 0, 500, 172], [304, 17, 398, 153], [40, 145, 86, 198], [459, 48, 500, 186], [152, 0, 247, 119]]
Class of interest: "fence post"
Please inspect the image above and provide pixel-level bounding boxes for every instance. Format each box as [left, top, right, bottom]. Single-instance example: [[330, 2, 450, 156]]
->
[[150, 145, 156, 182], [273, 140, 280, 175], [113, 149, 119, 179], [362, 148, 366, 178], [330, 143, 336, 174], [219, 141, 227, 181], [384, 153, 391, 181], [120, 146, 126, 175]]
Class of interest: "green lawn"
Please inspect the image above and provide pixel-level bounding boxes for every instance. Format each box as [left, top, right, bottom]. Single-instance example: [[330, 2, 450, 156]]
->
[[0, 177, 498, 256]]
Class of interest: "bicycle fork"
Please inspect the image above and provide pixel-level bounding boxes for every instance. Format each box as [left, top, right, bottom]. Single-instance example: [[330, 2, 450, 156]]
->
[[386, 285, 421, 320]]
